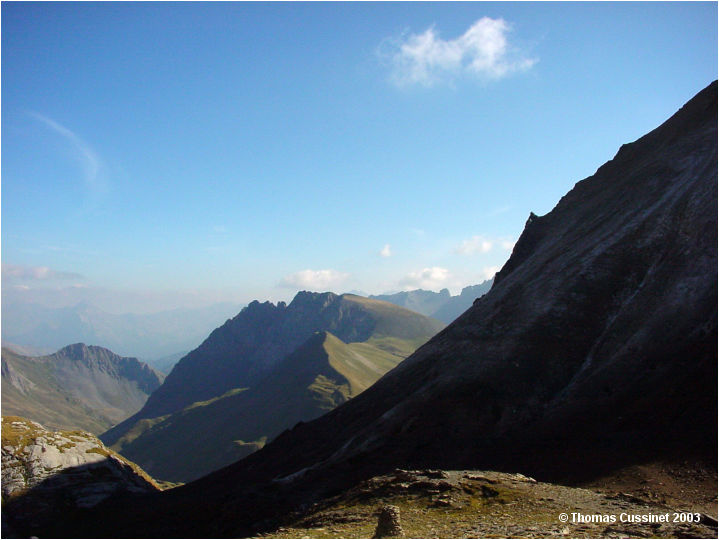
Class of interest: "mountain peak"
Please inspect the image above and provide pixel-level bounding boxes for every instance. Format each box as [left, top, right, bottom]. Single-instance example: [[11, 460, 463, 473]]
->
[[289, 290, 340, 308], [57, 342, 92, 358]]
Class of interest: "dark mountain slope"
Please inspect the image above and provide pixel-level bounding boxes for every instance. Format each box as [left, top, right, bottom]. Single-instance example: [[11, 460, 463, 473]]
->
[[1, 344, 164, 433], [45, 81, 717, 538]]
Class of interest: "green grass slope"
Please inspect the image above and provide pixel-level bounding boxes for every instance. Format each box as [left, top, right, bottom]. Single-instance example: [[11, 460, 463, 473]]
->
[[110, 327, 433, 483]]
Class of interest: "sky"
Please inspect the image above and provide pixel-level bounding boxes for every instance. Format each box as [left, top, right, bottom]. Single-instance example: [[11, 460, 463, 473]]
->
[[2, 1, 717, 314]]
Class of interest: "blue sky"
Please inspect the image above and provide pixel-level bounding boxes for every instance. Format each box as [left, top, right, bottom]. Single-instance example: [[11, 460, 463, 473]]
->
[[2, 2, 717, 313]]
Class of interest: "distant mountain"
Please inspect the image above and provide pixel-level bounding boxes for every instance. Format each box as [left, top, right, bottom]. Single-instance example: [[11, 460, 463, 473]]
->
[[429, 281, 493, 322], [370, 280, 492, 324], [101, 292, 445, 482], [62, 81, 716, 539], [1, 301, 241, 360], [370, 288, 451, 317], [148, 351, 187, 375], [1, 344, 164, 433], [2, 416, 161, 536]]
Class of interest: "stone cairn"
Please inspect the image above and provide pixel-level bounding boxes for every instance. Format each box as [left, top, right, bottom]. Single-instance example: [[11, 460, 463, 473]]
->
[[373, 504, 403, 538]]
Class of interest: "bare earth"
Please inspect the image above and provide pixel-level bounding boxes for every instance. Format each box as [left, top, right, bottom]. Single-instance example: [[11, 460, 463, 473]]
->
[[257, 466, 717, 539]]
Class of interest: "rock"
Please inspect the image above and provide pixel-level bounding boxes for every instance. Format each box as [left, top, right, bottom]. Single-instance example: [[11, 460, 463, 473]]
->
[[374, 505, 403, 538], [422, 469, 448, 479], [2, 416, 159, 537]]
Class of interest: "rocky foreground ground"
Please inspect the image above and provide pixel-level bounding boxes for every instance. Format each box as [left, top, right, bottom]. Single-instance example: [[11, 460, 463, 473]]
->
[[257, 468, 717, 539], [1, 416, 161, 536]]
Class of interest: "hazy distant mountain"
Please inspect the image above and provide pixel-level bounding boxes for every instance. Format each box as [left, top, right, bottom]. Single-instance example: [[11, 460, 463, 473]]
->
[[102, 292, 444, 482], [1, 344, 164, 433], [62, 81, 717, 538], [1, 301, 241, 361], [370, 280, 492, 324], [370, 288, 451, 317]]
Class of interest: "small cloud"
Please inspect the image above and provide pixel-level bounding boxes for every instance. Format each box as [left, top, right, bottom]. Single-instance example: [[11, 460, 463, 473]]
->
[[279, 269, 350, 291], [2, 264, 84, 282], [456, 236, 494, 255], [380, 244, 392, 258], [399, 267, 451, 291], [383, 17, 537, 87]]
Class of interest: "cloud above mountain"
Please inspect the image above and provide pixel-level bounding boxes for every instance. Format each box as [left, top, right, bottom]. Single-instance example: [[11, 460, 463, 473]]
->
[[384, 17, 537, 87], [455, 235, 517, 255], [399, 267, 451, 290], [456, 236, 494, 255], [279, 269, 350, 291]]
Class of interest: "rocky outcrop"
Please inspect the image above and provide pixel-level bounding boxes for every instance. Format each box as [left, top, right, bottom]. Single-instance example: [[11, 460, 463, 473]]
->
[[2, 416, 159, 535]]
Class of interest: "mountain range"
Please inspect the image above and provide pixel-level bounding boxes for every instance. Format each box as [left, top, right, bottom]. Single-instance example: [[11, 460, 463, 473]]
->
[[369, 280, 493, 324], [1, 301, 241, 365], [45, 79, 716, 539], [101, 292, 445, 482], [5, 81, 716, 539], [1, 344, 164, 434]]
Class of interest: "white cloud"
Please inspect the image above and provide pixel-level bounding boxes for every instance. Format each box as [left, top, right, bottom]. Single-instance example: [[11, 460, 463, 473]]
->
[[279, 269, 350, 291], [380, 244, 392, 257], [30, 112, 108, 196], [399, 267, 451, 291], [456, 235, 494, 255], [2, 264, 84, 282], [385, 17, 536, 86], [501, 239, 516, 251]]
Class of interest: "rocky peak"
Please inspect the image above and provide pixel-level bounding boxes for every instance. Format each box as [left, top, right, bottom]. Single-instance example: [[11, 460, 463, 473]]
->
[[57, 342, 91, 359], [288, 291, 340, 310]]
